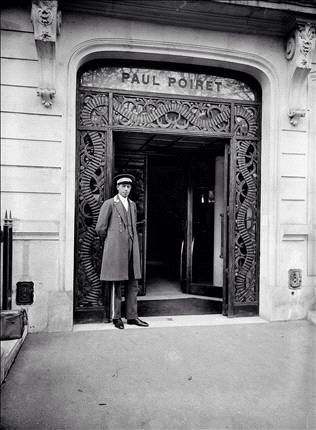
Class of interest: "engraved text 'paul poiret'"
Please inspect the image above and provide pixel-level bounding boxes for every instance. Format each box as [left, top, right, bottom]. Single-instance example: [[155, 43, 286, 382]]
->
[[121, 71, 223, 92], [80, 67, 256, 101]]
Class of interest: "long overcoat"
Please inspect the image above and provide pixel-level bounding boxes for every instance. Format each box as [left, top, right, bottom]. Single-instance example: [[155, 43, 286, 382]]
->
[[95, 194, 141, 281]]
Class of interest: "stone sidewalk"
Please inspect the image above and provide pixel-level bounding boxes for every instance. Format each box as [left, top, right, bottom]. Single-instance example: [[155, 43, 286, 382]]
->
[[1, 320, 315, 430]]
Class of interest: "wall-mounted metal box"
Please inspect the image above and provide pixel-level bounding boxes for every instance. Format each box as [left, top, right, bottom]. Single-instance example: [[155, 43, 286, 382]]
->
[[16, 281, 34, 305]]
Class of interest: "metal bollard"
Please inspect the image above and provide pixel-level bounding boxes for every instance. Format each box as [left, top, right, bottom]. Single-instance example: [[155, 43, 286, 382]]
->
[[2, 210, 13, 310]]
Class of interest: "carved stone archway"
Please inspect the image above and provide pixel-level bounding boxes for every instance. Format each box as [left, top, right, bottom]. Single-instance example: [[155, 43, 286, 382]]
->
[[75, 64, 261, 318]]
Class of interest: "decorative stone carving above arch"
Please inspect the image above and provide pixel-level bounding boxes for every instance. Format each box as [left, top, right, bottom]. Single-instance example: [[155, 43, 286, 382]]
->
[[31, 0, 61, 108], [285, 22, 316, 126]]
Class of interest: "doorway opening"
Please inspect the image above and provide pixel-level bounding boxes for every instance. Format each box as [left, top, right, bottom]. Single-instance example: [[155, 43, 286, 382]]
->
[[114, 131, 227, 316]]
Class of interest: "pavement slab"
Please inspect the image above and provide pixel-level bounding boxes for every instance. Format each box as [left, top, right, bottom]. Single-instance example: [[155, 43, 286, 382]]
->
[[1, 320, 315, 430]]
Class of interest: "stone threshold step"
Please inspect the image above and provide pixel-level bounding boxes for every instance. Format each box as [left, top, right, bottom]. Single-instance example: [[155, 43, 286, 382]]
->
[[74, 314, 268, 332]]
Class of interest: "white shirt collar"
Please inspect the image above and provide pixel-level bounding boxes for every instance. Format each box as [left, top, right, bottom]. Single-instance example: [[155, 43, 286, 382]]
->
[[118, 194, 129, 210]]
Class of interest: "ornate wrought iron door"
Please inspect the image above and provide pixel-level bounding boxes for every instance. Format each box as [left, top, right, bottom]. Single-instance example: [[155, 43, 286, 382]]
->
[[74, 92, 111, 318], [227, 104, 260, 315]]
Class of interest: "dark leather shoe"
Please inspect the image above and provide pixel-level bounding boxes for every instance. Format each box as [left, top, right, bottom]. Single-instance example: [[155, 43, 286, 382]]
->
[[127, 318, 149, 327], [113, 318, 124, 329]]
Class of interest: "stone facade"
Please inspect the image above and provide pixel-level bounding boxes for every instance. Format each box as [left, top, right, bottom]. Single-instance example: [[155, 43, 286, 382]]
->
[[1, 1, 315, 331]]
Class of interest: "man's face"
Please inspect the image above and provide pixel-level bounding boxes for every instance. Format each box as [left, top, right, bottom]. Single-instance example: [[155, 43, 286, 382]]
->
[[117, 183, 132, 198]]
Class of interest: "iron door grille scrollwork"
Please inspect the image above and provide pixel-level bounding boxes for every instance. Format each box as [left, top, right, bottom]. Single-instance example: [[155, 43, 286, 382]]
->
[[229, 104, 260, 313], [75, 130, 107, 308], [75, 91, 110, 309], [80, 93, 109, 128], [113, 94, 231, 133]]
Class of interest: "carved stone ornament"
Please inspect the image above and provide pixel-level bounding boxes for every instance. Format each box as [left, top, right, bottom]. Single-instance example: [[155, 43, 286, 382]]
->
[[285, 22, 316, 126], [31, 0, 61, 107], [288, 268, 302, 290], [288, 108, 308, 127], [37, 88, 56, 108], [285, 23, 316, 68]]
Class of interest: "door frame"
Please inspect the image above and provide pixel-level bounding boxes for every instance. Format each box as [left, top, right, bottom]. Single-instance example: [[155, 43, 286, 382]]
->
[[185, 160, 193, 294], [74, 85, 261, 321], [222, 143, 230, 316]]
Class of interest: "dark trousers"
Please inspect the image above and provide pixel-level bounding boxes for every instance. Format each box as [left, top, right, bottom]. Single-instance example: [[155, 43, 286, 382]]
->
[[111, 238, 138, 320], [111, 280, 138, 320]]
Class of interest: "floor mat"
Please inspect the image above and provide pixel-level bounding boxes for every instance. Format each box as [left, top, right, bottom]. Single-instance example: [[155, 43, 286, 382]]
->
[[135, 298, 222, 316]]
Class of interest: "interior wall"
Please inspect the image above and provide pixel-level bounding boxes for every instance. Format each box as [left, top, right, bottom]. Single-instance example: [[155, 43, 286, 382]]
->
[[213, 156, 224, 287], [147, 158, 185, 279]]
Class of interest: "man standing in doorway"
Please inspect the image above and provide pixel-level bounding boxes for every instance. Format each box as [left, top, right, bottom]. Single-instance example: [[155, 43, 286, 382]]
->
[[95, 173, 149, 329]]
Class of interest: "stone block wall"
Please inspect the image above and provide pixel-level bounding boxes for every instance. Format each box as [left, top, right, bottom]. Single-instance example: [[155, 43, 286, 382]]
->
[[1, 7, 64, 331]]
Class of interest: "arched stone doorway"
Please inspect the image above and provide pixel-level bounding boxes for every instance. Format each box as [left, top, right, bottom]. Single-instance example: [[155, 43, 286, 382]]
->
[[74, 61, 261, 322]]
